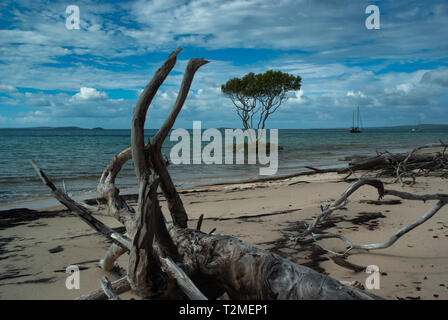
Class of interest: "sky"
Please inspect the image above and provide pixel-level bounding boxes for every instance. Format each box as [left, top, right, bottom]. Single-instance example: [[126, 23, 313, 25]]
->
[[0, 0, 447, 129]]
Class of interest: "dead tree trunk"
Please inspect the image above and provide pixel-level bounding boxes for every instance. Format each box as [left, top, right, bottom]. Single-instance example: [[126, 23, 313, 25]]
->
[[31, 48, 383, 300], [168, 227, 379, 300]]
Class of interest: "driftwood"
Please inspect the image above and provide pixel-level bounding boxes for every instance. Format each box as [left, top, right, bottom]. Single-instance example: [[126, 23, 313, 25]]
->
[[31, 48, 383, 300], [34, 161, 381, 300], [76, 276, 130, 300], [347, 142, 448, 184], [331, 256, 366, 273], [292, 178, 448, 256], [99, 276, 121, 300], [196, 214, 204, 231], [30, 160, 132, 251]]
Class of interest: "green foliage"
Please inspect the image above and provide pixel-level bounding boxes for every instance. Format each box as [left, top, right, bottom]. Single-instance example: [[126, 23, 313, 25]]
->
[[221, 70, 301, 99], [222, 70, 301, 131]]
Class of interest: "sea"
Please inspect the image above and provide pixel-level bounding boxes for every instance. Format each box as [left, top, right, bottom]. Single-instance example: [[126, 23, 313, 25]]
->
[[1, 126, 447, 209]]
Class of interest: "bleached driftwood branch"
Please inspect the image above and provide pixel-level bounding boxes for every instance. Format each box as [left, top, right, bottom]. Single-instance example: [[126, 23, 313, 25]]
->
[[99, 276, 121, 300], [395, 141, 447, 186], [159, 256, 207, 300], [295, 178, 448, 256], [76, 276, 131, 300], [30, 160, 132, 251]]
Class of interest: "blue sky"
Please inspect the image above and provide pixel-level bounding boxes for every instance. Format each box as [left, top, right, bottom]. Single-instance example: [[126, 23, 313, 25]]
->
[[0, 0, 447, 129]]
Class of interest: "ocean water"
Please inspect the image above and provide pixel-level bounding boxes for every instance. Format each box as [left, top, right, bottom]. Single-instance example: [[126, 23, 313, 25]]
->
[[1, 127, 447, 207]]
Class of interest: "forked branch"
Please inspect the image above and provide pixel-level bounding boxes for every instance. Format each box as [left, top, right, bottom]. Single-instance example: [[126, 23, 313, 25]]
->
[[131, 48, 182, 183], [152, 58, 210, 147], [150, 58, 209, 228], [127, 51, 208, 299]]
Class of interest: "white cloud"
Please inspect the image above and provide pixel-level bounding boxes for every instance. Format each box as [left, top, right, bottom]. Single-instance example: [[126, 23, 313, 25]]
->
[[288, 90, 309, 105], [396, 83, 413, 93], [347, 90, 366, 98], [0, 84, 17, 93], [71, 87, 108, 101]]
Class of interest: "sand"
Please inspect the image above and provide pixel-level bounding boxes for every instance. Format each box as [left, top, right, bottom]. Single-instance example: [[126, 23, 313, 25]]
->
[[1, 171, 447, 300]]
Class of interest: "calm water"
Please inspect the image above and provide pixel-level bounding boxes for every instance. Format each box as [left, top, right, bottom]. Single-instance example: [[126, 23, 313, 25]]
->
[[1, 127, 447, 206]]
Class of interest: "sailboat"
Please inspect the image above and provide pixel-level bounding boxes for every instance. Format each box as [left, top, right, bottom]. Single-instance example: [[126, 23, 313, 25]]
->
[[349, 106, 362, 133]]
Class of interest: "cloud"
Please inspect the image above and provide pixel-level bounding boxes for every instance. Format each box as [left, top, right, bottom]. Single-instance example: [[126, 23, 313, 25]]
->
[[347, 90, 366, 98], [0, 85, 17, 93], [71, 87, 108, 101], [421, 69, 448, 87], [128, 0, 448, 61], [288, 90, 309, 105]]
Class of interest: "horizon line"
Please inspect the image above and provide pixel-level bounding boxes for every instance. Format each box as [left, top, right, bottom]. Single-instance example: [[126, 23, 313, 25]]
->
[[1, 123, 448, 130]]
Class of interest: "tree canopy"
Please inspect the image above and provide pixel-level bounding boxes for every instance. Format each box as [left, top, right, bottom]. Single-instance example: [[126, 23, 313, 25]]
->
[[221, 70, 301, 130]]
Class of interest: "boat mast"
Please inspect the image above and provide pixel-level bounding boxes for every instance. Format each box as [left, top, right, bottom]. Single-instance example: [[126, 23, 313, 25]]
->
[[352, 108, 355, 128], [357, 106, 360, 129], [359, 106, 363, 129]]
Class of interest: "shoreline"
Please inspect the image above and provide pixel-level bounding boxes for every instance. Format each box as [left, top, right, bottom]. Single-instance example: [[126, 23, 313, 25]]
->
[[0, 165, 348, 212]]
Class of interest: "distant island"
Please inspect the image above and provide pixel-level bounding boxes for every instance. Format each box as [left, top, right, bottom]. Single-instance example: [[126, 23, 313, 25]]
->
[[33, 126, 85, 130]]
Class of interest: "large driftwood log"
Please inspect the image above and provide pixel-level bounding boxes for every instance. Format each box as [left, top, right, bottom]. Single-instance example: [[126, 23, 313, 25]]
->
[[33, 159, 382, 300], [168, 227, 381, 300]]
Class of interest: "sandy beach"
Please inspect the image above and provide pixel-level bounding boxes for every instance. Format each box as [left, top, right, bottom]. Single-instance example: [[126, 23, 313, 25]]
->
[[0, 170, 447, 300]]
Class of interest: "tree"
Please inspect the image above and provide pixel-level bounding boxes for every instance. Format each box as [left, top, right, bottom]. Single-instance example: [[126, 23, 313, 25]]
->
[[221, 70, 301, 131]]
